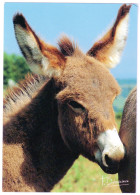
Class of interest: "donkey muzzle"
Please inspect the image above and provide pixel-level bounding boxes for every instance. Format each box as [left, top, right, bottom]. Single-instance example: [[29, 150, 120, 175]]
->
[[95, 128, 125, 173]]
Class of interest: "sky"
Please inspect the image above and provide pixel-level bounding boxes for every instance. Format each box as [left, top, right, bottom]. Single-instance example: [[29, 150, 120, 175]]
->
[[4, 2, 138, 79]]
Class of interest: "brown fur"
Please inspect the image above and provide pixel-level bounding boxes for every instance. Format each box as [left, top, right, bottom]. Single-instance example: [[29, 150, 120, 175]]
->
[[87, 4, 131, 67], [118, 87, 136, 193], [58, 36, 76, 56], [3, 76, 78, 192], [3, 4, 131, 192]]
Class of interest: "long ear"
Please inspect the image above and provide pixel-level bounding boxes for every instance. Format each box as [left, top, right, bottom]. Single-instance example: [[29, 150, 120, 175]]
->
[[87, 4, 131, 69], [13, 13, 66, 77]]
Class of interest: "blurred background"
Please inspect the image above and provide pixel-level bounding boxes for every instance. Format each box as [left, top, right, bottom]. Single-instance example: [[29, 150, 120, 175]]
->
[[3, 3, 137, 192]]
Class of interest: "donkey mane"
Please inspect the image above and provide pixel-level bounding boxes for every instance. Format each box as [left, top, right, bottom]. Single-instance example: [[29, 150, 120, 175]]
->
[[3, 74, 48, 119]]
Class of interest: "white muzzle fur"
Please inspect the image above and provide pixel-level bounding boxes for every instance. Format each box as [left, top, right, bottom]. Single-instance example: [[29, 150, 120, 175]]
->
[[96, 128, 125, 167]]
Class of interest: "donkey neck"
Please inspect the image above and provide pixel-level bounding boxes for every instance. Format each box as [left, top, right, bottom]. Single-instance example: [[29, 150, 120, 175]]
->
[[3, 77, 78, 191]]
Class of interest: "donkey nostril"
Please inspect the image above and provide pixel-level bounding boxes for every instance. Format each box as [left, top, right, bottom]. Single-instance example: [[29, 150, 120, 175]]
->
[[105, 155, 112, 166], [105, 154, 119, 167]]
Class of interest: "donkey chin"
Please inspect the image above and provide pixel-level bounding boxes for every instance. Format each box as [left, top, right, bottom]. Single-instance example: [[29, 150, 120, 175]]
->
[[94, 128, 126, 174]]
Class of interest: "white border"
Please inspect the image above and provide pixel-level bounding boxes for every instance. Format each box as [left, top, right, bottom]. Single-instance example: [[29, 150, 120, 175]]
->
[[136, 1, 140, 195], [0, 0, 140, 194], [0, 0, 4, 194], [0, 0, 139, 2]]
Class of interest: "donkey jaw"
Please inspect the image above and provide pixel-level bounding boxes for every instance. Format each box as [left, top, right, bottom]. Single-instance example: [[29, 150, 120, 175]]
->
[[95, 128, 125, 173]]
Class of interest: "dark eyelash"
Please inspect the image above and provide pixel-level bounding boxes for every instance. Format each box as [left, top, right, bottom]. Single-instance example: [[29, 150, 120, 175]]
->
[[68, 101, 85, 111]]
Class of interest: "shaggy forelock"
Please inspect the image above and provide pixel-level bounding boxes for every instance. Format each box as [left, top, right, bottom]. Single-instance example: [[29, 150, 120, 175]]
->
[[58, 36, 76, 56]]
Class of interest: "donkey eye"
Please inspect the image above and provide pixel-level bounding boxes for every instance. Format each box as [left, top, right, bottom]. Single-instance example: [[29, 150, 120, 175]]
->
[[68, 101, 85, 113]]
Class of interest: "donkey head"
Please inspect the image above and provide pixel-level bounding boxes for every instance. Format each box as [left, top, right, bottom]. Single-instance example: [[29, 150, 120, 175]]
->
[[13, 4, 131, 174]]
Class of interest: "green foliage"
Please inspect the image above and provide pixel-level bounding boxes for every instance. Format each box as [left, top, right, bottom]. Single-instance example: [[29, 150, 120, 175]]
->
[[3, 52, 30, 88], [52, 156, 121, 193], [115, 112, 122, 120]]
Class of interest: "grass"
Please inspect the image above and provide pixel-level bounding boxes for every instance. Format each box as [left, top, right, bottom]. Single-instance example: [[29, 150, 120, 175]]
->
[[52, 156, 121, 193], [52, 118, 122, 193]]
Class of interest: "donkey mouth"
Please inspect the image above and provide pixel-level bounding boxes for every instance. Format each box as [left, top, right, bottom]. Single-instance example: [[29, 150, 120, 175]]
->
[[94, 148, 121, 174], [100, 162, 120, 174]]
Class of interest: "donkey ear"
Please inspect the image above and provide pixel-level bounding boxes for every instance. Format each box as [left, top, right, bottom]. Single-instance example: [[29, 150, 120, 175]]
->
[[13, 13, 66, 77], [87, 4, 131, 69]]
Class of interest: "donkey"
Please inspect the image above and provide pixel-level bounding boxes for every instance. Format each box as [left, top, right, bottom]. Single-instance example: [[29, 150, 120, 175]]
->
[[118, 87, 136, 193], [3, 4, 131, 192]]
